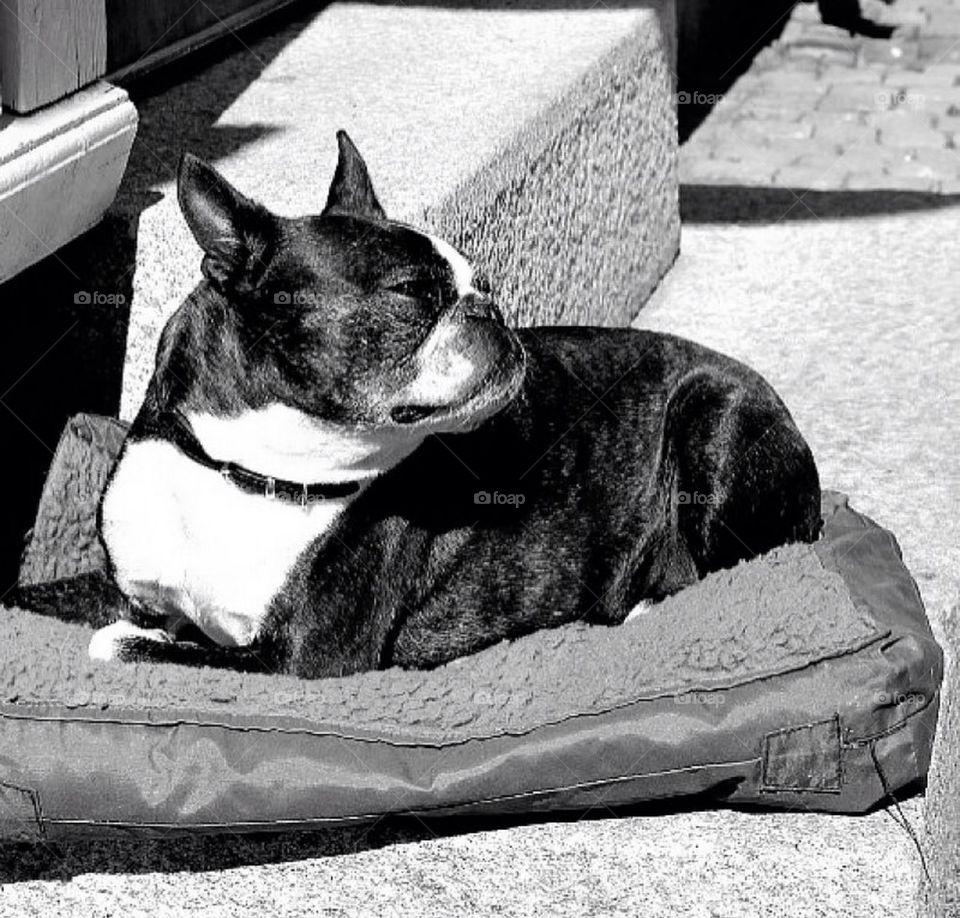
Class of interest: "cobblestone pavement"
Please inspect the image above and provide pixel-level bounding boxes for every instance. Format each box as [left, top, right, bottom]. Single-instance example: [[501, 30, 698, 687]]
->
[[681, 0, 960, 191]]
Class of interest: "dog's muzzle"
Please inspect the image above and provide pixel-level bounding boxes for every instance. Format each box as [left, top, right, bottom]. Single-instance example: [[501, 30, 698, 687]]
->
[[386, 294, 524, 426]]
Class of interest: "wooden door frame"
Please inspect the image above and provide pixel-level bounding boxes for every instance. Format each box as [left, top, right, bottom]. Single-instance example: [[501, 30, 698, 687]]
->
[[0, 0, 297, 113], [0, 0, 107, 113]]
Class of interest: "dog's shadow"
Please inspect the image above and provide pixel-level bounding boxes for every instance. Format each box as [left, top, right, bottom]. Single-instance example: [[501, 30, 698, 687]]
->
[[0, 779, 926, 883]]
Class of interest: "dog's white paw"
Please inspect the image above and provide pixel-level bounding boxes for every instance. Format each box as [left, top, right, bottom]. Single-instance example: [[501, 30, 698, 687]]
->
[[623, 600, 655, 624], [88, 620, 172, 661]]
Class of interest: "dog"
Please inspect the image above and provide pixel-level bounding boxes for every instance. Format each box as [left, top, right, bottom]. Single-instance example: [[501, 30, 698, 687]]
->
[[91, 131, 821, 678]]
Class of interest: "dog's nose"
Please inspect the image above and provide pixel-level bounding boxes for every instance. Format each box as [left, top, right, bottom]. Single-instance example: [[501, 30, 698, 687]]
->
[[457, 291, 502, 322]]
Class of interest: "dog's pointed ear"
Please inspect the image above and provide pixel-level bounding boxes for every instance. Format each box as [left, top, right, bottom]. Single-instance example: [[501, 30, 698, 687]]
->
[[323, 130, 385, 220], [178, 153, 275, 295]]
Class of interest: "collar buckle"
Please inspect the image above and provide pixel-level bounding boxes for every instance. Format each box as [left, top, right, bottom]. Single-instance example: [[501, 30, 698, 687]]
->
[[265, 476, 276, 499]]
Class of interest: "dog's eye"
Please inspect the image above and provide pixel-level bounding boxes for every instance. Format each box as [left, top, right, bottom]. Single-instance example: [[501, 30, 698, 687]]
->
[[386, 280, 423, 299], [385, 278, 446, 308]]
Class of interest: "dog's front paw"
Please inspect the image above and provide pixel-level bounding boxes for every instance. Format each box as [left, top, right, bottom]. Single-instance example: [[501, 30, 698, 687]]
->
[[88, 620, 173, 662], [623, 600, 655, 624]]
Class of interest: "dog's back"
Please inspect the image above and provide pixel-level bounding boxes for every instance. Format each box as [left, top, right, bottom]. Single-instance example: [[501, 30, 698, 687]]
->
[[269, 327, 820, 676]]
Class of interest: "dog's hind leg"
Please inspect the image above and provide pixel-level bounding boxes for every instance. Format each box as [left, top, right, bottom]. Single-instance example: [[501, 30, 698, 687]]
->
[[665, 370, 821, 580]]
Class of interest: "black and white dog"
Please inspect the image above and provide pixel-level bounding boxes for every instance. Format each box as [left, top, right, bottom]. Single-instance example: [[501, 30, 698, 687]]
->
[[93, 132, 821, 677]]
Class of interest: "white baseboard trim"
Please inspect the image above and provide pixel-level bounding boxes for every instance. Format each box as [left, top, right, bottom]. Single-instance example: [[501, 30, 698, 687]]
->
[[0, 83, 138, 284]]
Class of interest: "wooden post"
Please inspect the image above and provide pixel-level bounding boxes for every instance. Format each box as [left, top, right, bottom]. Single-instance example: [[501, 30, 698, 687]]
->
[[0, 0, 107, 113]]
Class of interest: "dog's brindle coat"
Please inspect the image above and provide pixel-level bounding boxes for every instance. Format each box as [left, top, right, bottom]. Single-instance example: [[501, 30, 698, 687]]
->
[[94, 132, 821, 678]]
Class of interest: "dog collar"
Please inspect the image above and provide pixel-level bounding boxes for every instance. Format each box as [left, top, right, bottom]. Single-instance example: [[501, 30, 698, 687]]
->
[[144, 410, 363, 505]]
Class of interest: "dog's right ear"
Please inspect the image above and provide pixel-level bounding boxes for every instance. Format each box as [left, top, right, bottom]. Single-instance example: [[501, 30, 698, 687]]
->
[[323, 130, 386, 220], [178, 153, 275, 296]]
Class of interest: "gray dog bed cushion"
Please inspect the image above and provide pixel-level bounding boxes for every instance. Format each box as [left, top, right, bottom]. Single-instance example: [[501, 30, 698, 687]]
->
[[0, 414, 944, 841]]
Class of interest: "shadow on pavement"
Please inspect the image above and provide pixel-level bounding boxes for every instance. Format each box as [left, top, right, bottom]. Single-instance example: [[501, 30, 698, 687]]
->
[[681, 184, 960, 223], [0, 778, 926, 882]]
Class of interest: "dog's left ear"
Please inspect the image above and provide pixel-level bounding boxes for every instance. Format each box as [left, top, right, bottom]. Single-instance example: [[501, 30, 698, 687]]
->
[[323, 130, 386, 220], [178, 153, 276, 296]]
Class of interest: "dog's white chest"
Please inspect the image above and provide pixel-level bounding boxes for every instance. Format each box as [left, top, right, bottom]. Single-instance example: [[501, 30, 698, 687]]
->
[[101, 440, 346, 646]]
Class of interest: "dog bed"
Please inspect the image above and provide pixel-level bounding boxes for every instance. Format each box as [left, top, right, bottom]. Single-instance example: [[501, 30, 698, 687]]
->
[[0, 414, 943, 841]]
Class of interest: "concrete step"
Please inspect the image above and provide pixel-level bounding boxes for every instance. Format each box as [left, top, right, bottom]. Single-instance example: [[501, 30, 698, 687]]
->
[[639, 206, 960, 918], [116, 0, 679, 418]]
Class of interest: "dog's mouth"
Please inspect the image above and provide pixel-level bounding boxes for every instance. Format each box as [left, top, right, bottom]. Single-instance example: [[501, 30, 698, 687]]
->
[[385, 315, 526, 430], [388, 358, 522, 426]]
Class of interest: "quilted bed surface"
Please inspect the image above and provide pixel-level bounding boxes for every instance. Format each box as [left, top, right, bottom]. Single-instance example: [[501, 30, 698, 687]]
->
[[4, 414, 880, 741], [2, 542, 880, 741]]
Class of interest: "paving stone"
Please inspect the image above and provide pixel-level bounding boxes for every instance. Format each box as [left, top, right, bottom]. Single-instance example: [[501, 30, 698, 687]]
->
[[788, 43, 860, 67], [861, 37, 923, 66], [681, 120, 730, 150], [907, 144, 960, 174], [755, 84, 831, 103], [891, 88, 960, 118], [817, 63, 887, 84], [892, 63, 960, 86], [887, 0, 931, 13], [679, 156, 777, 186], [790, 0, 822, 24], [844, 170, 941, 190], [878, 122, 948, 148], [886, 10, 933, 28], [790, 148, 861, 170], [832, 145, 897, 173], [755, 68, 831, 90], [679, 0, 960, 196], [718, 142, 794, 171], [883, 126, 950, 148], [729, 117, 815, 143], [708, 93, 758, 118], [734, 102, 813, 122], [884, 156, 954, 180], [769, 51, 823, 72], [788, 22, 858, 45], [811, 116, 877, 148], [924, 8, 960, 34], [771, 163, 852, 190], [768, 137, 836, 163], [866, 107, 942, 140], [779, 20, 813, 45], [818, 83, 893, 112], [919, 36, 960, 62], [738, 89, 826, 116], [751, 47, 784, 70]]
